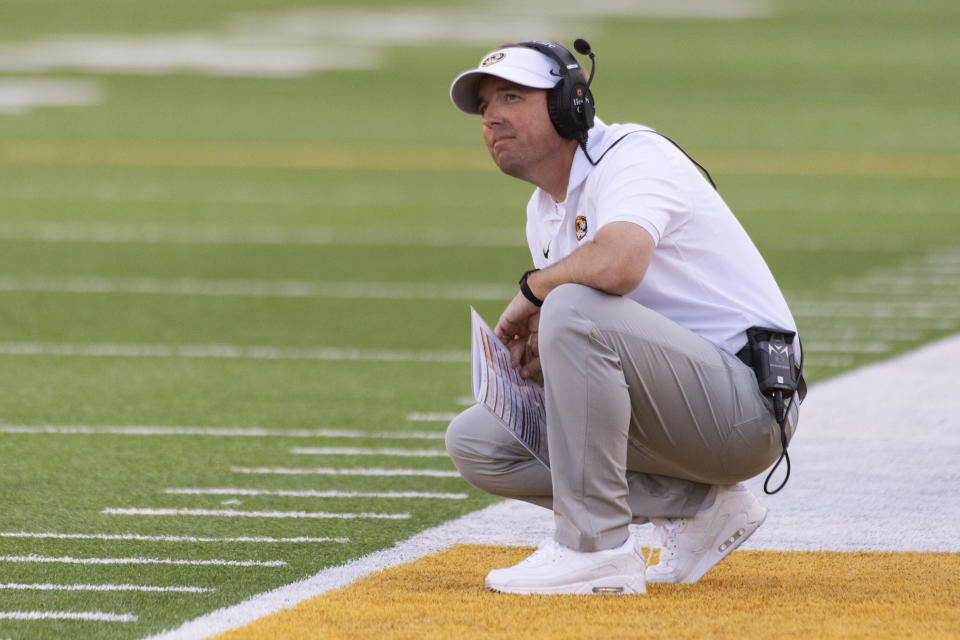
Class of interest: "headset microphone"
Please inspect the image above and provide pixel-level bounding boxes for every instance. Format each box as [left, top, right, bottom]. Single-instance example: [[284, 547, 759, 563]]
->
[[573, 39, 596, 87]]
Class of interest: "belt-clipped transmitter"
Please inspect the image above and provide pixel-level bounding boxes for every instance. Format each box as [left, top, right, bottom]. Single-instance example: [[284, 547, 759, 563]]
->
[[738, 327, 806, 495]]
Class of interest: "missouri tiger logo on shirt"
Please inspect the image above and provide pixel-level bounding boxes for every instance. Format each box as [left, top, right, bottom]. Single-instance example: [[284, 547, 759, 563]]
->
[[575, 216, 588, 240]]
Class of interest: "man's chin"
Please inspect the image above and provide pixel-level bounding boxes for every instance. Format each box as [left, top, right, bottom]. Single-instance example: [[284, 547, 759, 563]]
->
[[490, 154, 526, 180]]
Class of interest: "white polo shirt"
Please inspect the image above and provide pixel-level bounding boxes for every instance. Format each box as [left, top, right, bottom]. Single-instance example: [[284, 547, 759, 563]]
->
[[525, 119, 798, 356]]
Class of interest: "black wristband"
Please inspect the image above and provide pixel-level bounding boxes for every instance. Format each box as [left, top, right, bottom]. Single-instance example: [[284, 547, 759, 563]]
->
[[518, 269, 543, 307]]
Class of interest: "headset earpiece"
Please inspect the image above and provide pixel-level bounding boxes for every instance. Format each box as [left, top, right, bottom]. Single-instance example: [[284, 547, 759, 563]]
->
[[517, 40, 595, 142]]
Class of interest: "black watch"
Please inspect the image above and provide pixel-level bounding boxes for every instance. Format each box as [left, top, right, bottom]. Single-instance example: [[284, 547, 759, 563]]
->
[[518, 269, 543, 307]]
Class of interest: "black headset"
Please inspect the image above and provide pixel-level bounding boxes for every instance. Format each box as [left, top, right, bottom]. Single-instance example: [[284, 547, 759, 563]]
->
[[517, 40, 596, 144], [514, 40, 715, 184]]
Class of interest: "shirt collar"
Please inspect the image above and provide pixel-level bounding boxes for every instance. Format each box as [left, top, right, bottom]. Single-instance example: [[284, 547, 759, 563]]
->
[[565, 117, 611, 195]]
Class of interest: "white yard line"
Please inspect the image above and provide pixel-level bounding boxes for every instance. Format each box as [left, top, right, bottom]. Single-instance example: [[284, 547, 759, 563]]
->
[[0, 531, 348, 543], [0, 555, 285, 567], [792, 297, 960, 311], [229, 2, 772, 45], [839, 284, 960, 296], [0, 37, 379, 78], [0, 222, 915, 251], [0, 582, 213, 593], [407, 412, 460, 422], [897, 265, 960, 275], [838, 274, 960, 288], [288, 447, 447, 457], [0, 78, 103, 115], [0, 223, 524, 248], [803, 340, 891, 354], [800, 327, 925, 341], [848, 272, 960, 283], [0, 424, 443, 439], [805, 355, 853, 368], [102, 507, 410, 520], [0, 342, 469, 362], [798, 317, 956, 331], [0, 610, 137, 622], [792, 305, 960, 320], [0, 275, 514, 301], [165, 488, 466, 499], [0, 2, 771, 86], [230, 466, 461, 478]]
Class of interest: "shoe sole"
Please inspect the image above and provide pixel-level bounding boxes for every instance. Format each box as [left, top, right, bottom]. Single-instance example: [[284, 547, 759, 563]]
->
[[485, 575, 646, 595]]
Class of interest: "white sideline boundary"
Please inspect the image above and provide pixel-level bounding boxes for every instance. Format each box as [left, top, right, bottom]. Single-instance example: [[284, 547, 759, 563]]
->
[[145, 333, 960, 640]]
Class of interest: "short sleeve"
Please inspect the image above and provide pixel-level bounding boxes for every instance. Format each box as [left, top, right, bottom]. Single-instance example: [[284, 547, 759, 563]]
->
[[591, 135, 690, 246]]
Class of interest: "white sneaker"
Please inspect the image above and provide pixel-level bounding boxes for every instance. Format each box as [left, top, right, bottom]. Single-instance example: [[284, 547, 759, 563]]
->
[[485, 535, 646, 595], [646, 483, 766, 584]]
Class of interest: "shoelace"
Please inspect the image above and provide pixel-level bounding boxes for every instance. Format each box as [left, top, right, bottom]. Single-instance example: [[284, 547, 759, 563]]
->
[[652, 518, 686, 561], [517, 537, 562, 566]]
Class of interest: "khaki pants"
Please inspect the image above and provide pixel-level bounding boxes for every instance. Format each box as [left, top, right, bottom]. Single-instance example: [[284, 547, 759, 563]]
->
[[446, 283, 798, 552]]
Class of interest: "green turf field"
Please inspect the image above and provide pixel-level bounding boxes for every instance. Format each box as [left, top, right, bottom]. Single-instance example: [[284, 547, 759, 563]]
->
[[0, 1, 958, 637]]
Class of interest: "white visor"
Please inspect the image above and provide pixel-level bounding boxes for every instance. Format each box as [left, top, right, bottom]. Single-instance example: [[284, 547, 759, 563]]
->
[[449, 46, 561, 115]]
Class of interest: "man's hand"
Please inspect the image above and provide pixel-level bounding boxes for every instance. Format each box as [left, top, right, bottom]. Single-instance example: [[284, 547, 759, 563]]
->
[[494, 291, 538, 345], [494, 294, 543, 385], [518, 332, 543, 386], [491, 221, 654, 387]]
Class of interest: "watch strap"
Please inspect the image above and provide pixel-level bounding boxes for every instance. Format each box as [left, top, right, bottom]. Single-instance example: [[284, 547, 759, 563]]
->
[[518, 269, 543, 307]]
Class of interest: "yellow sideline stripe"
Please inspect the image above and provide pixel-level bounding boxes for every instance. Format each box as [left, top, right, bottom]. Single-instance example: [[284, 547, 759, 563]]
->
[[216, 544, 960, 640], [0, 141, 957, 177]]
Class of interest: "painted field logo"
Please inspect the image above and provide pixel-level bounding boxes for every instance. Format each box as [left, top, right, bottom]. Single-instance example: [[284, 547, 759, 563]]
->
[[575, 216, 588, 240]]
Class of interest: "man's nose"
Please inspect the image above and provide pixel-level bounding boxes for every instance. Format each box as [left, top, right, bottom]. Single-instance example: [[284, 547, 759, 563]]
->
[[481, 103, 502, 127]]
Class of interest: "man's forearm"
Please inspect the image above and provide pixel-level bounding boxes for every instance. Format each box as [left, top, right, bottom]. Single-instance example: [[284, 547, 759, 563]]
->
[[525, 221, 655, 301]]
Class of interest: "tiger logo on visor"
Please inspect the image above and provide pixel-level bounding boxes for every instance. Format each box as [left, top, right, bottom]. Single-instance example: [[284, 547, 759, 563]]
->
[[481, 52, 506, 67]]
